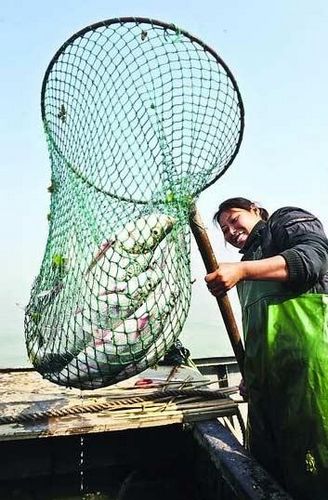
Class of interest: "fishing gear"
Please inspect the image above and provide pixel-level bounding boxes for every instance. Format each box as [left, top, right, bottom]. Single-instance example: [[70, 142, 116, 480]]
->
[[25, 18, 244, 389]]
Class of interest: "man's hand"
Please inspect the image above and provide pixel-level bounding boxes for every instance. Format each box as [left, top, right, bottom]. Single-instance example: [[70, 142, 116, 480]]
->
[[205, 256, 289, 297], [205, 262, 245, 296]]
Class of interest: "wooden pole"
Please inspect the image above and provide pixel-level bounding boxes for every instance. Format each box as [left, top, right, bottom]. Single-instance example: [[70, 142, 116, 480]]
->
[[189, 204, 245, 377]]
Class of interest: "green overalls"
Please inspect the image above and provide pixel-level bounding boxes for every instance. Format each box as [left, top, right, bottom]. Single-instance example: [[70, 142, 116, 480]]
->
[[238, 250, 328, 499]]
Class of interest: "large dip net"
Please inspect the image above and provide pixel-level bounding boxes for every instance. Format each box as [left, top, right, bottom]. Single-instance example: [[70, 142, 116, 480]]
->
[[24, 18, 244, 389]]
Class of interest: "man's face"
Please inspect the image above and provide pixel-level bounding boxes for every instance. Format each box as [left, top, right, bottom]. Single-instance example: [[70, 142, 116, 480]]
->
[[219, 207, 262, 249]]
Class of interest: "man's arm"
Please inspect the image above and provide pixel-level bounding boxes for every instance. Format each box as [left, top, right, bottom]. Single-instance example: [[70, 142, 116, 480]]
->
[[205, 256, 289, 296]]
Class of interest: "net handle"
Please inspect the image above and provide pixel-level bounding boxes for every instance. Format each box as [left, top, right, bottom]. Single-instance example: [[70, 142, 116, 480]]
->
[[189, 204, 245, 377]]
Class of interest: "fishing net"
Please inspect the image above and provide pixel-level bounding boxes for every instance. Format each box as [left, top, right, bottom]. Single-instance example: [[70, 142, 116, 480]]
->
[[24, 17, 244, 389]]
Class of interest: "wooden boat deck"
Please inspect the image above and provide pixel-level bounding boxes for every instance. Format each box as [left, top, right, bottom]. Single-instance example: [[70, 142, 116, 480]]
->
[[0, 364, 292, 499], [0, 364, 238, 441]]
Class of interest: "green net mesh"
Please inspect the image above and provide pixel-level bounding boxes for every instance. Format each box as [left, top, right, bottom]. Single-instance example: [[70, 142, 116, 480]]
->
[[24, 17, 244, 389]]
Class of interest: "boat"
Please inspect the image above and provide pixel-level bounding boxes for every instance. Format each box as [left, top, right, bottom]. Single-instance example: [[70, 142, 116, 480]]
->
[[0, 357, 291, 499]]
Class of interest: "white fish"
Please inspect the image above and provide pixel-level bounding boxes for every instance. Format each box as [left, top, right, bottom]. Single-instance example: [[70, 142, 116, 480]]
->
[[113, 247, 191, 383], [27, 319, 92, 373], [113, 213, 176, 254], [94, 250, 155, 281], [98, 264, 163, 320], [43, 313, 150, 387], [33, 225, 187, 382], [49, 308, 187, 387], [29, 256, 164, 373], [87, 213, 175, 271], [93, 314, 149, 346], [75, 261, 164, 332], [44, 281, 179, 389], [114, 299, 186, 383]]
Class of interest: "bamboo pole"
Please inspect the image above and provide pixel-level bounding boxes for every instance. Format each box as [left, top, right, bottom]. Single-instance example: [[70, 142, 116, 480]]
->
[[189, 204, 245, 377]]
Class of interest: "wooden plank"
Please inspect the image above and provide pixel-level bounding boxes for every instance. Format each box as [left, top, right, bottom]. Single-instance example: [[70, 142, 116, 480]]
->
[[0, 365, 237, 441], [193, 356, 237, 367], [0, 365, 206, 403], [0, 406, 236, 441]]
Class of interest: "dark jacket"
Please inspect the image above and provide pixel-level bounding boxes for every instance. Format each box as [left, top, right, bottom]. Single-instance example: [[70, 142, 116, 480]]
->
[[240, 206, 328, 293]]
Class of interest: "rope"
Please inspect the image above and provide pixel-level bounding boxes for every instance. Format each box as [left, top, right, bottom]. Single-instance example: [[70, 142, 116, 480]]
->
[[0, 388, 235, 425]]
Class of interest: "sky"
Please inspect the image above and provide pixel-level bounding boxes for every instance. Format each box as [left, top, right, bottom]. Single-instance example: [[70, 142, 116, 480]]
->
[[1, 0, 327, 367]]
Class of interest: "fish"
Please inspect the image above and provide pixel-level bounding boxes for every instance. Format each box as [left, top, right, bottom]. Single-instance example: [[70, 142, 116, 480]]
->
[[97, 264, 163, 320], [75, 259, 164, 332], [31, 223, 188, 383], [27, 329, 70, 372], [43, 281, 179, 389], [99, 263, 163, 296], [87, 213, 175, 272], [27, 318, 93, 373], [43, 312, 151, 387], [92, 250, 155, 282], [112, 247, 191, 383], [32, 253, 166, 375], [39, 219, 186, 388], [93, 314, 149, 346], [113, 298, 186, 383], [26, 287, 99, 373]]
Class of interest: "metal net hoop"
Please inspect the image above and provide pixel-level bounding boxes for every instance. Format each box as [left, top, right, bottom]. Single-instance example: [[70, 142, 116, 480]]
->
[[41, 17, 244, 204]]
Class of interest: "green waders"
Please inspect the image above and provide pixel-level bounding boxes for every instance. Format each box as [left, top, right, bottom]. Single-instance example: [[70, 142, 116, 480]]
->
[[242, 292, 328, 499]]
